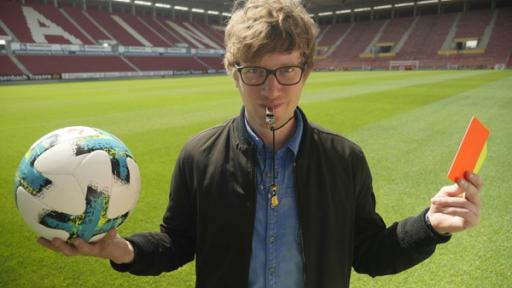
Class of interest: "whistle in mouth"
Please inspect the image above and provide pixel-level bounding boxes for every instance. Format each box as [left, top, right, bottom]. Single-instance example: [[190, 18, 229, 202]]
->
[[265, 107, 275, 127]]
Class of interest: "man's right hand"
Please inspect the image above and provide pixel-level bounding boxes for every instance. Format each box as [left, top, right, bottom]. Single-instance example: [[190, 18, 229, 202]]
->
[[37, 229, 134, 264]]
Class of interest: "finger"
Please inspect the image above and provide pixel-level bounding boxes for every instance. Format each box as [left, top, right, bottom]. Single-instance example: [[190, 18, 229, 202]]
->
[[435, 206, 480, 226], [466, 172, 483, 191], [37, 237, 62, 253], [51, 238, 80, 256], [458, 178, 481, 205], [436, 184, 462, 197], [37, 237, 51, 246], [105, 228, 118, 240], [430, 196, 475, 213], [432, 196, 468, 207], [72, 238, 98, 256], [431, 197, 480, 216]]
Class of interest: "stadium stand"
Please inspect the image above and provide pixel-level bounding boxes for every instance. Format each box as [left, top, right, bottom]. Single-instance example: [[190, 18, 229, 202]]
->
[[144, 16, 183, 45], [399, 13, 458, 67], [60, 6, 112, 43], [318, 7, 512, 70], [28, 3, 94, 44], [167, 19, 223, 49], [328, 20, 385, 66], [314, 23, 353, 70], [0, 0, 511, 80], [85, 9, 147, 46], [0, 1, 34, 43], [125, 56, 206, 71], [0, 54, 24, 75], [455, 9, 493, 39], [197, 56, 225, 71], [188, 21, 225, 48], [486, 7, 512, 66], [17, 55, 134, 74], [381, 17, 412, 42], [315, 25, 328, 44], [317, 23, 351, 49], [117, 13, 169, 47]]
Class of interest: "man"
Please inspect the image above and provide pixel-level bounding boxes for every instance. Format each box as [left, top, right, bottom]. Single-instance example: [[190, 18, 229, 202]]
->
[[38, 0, 483, 287]]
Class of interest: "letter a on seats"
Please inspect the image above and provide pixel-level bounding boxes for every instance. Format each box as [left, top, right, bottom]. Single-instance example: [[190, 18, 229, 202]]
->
[[22, 6, 83, 44]]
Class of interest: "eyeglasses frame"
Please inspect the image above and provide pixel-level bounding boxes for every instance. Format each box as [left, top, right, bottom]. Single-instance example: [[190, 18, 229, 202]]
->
[[235, 64, 307, 86]]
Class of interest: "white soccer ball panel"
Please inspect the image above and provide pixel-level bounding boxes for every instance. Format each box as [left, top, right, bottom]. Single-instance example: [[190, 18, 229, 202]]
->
[[39, 174, 85, 215], [16, 187, 70, 241], [108, 158, 141, 218], [73, 150, 113, 196], [30, 126, 100, 150], [34, 141, 87, 175]]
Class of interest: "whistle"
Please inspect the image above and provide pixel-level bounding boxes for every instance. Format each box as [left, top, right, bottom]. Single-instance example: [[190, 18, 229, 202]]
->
[[265, 107, 275, 127]]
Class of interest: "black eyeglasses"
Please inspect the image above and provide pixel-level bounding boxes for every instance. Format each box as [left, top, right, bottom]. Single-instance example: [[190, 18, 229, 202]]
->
[[235, 64, 306, 86]]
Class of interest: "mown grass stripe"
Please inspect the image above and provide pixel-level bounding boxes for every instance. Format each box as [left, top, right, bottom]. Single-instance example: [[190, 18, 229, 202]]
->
[[303, 71, 510, 134]]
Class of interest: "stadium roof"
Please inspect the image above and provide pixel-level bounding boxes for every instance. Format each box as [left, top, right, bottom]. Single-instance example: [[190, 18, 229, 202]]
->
[[101, 0, 500, 17], [153, 0, 401, 14], [142, 0, 485, 14]]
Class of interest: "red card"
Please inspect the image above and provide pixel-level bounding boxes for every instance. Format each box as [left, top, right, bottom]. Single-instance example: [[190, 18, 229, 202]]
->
[[447, 117, 490, 182]]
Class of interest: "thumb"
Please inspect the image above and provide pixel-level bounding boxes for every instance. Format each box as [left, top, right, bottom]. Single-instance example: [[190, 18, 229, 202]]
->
[[102, 229, 118, 242]]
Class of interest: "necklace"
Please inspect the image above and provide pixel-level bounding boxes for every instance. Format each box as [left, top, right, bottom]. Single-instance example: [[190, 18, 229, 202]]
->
[[265, 107, 295, 208]]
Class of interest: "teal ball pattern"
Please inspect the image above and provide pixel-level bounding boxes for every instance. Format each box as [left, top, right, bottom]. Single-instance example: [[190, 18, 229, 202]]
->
[[14, 127, 140, 242]]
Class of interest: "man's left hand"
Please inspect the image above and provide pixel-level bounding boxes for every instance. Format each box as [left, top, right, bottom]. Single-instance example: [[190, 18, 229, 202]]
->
[[427, 172, 483, 235]]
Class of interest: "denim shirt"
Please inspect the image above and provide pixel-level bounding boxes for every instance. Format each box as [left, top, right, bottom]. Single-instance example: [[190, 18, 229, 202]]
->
[[245, 110, 304, 288]]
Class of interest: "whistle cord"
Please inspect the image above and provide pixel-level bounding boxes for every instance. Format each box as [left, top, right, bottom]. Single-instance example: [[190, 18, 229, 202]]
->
[[269, 114, 295, 208]]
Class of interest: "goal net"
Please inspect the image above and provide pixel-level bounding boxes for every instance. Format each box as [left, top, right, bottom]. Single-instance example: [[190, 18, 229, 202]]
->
[[494, 63, 506, 70], [389, 60, 419, 71]]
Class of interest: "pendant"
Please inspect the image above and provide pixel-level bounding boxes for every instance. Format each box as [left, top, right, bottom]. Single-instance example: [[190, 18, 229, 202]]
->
[[271, 195, 279, 208], [270, 184, 279, 208]]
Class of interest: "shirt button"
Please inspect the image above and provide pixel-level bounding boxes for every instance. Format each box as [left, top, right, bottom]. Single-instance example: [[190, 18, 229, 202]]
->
[[268, 267, 275, 274], [269, 236, 275, 243]]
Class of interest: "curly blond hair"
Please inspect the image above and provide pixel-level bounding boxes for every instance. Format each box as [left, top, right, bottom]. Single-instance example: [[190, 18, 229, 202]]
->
[[224, 0, 318, 74]]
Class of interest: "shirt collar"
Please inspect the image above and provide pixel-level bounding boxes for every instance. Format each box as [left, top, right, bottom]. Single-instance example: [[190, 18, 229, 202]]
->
[[244, 109, 303, 157]]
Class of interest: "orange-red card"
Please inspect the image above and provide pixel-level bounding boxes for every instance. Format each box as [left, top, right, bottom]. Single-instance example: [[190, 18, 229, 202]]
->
[[447, 117, 489, 182]]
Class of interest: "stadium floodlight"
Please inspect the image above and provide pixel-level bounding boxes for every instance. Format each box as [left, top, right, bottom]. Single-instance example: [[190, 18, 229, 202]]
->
[[354, 7, 371, 12], [134, 1, 152, 6], [192, 8, 205, 13], [374, 5, 392, 10], [113, 0, 130, 3], [208, 10, 220, 15], [335, 9, 351, 14], [155, 3, 171, 8], [318, 11, 333, 16], [0, 39, 6, 45], [418, 0, 438, 5], [222, 12, 232, 17], [395, 2, 414, 7], [174, 5, 189, 11]]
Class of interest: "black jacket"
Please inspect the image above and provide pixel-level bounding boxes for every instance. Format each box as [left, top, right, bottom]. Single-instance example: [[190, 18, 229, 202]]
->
[[112, 107, 450, 287]]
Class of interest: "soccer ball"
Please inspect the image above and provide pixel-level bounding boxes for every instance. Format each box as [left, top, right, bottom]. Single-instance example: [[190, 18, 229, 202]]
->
[[14, 126, 141, 242]]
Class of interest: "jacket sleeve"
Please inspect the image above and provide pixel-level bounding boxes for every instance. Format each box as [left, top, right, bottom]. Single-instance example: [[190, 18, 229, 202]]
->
[[111, 146, 196, 275], [351, 149, 450, 277]]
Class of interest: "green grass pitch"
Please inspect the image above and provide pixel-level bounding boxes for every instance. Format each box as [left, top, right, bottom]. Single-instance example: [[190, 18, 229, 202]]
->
[[1, 70, 511, 287]]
